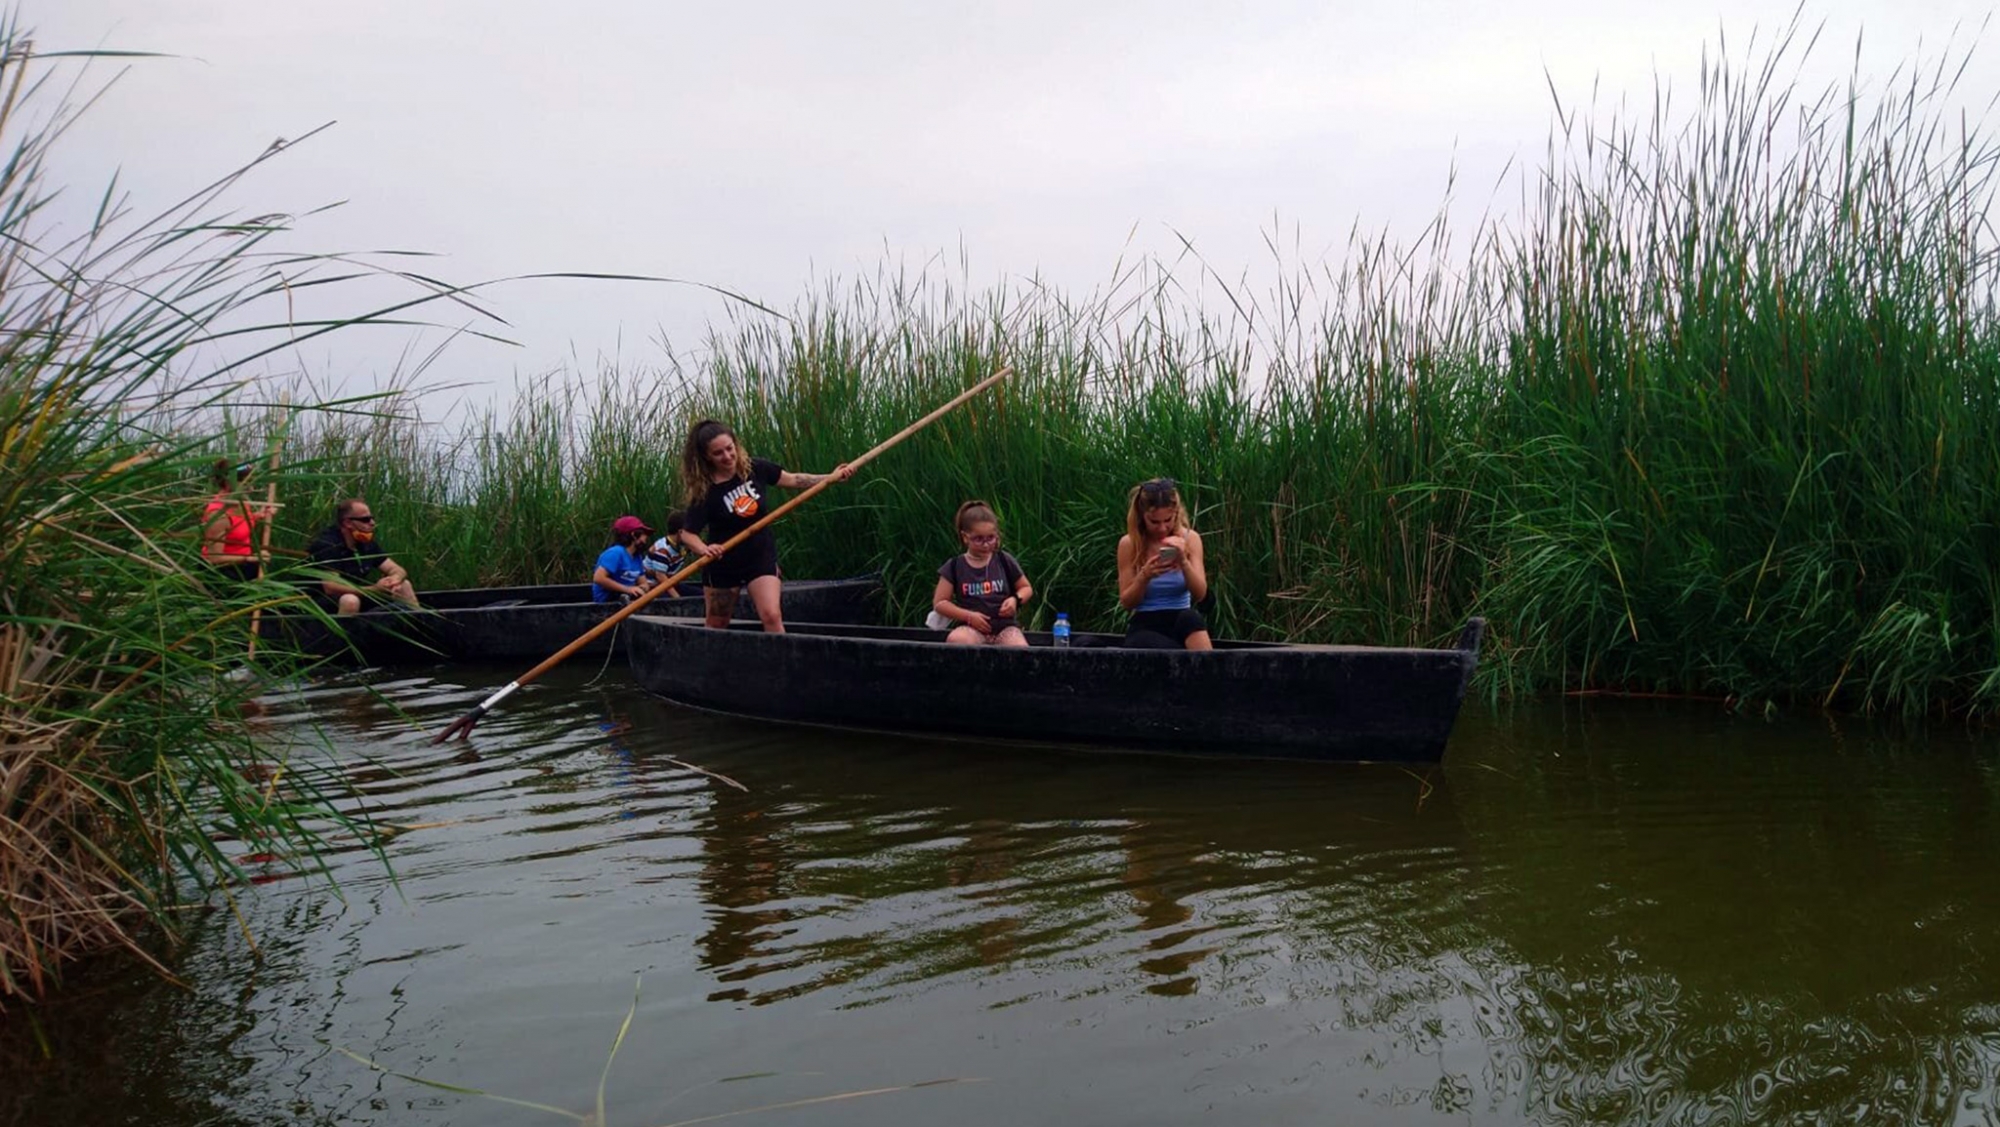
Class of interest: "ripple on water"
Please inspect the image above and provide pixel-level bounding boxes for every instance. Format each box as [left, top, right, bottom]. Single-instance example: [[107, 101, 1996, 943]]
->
[[6, 670, 1999, 1127]]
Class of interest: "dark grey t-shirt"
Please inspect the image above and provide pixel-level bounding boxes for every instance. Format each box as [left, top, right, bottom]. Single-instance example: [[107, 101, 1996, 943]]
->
[[939, 551, 1024, 620]]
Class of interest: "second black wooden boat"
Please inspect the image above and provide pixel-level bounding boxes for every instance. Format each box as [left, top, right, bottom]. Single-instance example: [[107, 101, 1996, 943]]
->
[[625, 617, 1485, 763], [274, 575, 882, 665]]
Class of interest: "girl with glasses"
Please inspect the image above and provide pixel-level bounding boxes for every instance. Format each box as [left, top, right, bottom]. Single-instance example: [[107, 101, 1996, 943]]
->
[[930, 500, 1033, 647], [1117, 478, 1212, 650]]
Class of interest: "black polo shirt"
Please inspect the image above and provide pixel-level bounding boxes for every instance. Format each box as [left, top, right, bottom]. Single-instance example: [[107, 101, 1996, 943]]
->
[[309, 525, 391, 584]]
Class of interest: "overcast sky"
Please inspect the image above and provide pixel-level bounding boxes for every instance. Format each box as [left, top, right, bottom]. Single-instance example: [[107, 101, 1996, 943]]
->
[[32, 2, 2000, 403]]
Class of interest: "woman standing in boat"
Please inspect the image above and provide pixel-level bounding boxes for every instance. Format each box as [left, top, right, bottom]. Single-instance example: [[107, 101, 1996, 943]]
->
[[1116, 477, 1212, 650], [677, 418, 851, 633]]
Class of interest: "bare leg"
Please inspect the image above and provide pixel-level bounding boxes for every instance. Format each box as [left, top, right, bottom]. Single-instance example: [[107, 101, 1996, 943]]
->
[[945, 625, 985, 646], [1185, 630, 1214, 651], [703, 585, 738, 629], [336, 593, 362, 616], [745, 574, 784, 633], [995, 626, 1030, 648]]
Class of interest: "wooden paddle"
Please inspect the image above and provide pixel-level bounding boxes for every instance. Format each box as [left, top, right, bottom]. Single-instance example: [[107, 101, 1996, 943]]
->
[[433, 365, 1013, 743], [245, 404, 289, 660]]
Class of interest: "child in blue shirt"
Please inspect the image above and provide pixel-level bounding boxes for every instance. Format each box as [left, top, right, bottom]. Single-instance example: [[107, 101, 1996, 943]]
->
[[593, 515, 654, 603]]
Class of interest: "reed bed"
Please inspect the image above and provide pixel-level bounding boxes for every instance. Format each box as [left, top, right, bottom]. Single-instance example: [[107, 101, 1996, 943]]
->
[[290, 25, 2000, 716], [0, 25, 458, 1003]]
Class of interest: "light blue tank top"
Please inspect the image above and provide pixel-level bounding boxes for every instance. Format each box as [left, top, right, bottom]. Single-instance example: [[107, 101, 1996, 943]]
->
[[1136, 567, 1191, 612]]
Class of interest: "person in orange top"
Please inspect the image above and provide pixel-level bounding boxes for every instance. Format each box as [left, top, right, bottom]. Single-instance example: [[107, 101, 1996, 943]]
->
[[203, 458, 274, 583]]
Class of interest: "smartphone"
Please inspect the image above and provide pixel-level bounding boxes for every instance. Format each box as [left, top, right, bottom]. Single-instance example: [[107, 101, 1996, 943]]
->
[[1155, 544, 1181, 565]]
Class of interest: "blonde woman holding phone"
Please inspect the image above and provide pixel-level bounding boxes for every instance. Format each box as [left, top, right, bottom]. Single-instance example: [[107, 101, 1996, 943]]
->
[[1116, 477, 1212, 650]]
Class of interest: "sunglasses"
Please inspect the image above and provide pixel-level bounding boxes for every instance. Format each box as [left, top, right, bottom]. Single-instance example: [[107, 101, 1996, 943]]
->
[[344, 515, 377, 525], [1139, 477, 1177, 499]]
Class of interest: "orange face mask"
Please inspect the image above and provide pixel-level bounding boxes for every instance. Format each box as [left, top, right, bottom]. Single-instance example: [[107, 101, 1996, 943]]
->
[[352, 528, 376, 544]]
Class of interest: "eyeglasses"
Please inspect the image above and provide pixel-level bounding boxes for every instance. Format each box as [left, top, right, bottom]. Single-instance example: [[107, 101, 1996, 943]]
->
[[1139, 477, 1177, 499], [967, 533, 999, 545], [344, 515, 376, 525]]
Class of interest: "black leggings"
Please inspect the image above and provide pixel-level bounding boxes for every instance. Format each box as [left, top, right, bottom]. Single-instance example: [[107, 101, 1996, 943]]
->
[[1124, 606, 1208, 649], [206, 559, 261, 584]]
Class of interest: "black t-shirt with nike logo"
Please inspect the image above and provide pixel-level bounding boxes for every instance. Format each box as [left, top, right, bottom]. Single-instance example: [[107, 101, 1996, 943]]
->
[[684, 457, 784, 585]]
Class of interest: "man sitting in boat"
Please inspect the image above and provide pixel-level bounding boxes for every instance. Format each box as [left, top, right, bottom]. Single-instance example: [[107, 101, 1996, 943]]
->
[[308, 498, 418, 615]]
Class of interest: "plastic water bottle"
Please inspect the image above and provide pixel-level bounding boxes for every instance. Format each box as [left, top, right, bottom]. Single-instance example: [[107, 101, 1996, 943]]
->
[[1052, 612, 1071, 648]]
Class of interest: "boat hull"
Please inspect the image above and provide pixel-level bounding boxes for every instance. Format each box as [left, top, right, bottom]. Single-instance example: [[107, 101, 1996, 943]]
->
[[273, 576, 882, 665], [625, 619, 1484, 763]]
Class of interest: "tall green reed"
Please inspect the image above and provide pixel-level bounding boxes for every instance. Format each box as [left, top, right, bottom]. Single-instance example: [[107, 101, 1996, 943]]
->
[[0, 23, 488, 1002], [292, 20, 2000, 716], [1475, 20, 2000, 712]]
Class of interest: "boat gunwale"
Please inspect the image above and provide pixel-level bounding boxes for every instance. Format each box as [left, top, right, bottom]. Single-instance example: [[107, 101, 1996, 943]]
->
[[269, 574, 881, 620], [628, 614, 1483, 661], [269, 574, 885, 665], [412, 573, 881, 612]]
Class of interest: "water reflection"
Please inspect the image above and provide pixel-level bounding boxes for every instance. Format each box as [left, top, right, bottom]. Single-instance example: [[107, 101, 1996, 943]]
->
[[1120, 826, 1210, 996], [1449, 704, 2000, 1126], [944, 819, 1028, 970], [629, 686, 1463, 1013], [4, 672, 1998, 1127], [694, 773, 797, 1001]]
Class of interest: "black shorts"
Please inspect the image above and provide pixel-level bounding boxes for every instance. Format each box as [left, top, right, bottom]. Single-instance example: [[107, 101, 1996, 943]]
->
[[644, 574, 703, 597], [703, 535, 780, 589], [206, 558, 261, 584], [1125, 607, 1208, 648]]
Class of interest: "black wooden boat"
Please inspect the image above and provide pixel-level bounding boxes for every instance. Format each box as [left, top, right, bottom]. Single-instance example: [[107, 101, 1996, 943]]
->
[[273, 576, 882, 665], [624, 617, 1486, 763]]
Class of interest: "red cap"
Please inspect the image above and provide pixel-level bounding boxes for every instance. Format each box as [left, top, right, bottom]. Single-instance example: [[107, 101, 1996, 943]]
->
[[612, 515, 652, 537]]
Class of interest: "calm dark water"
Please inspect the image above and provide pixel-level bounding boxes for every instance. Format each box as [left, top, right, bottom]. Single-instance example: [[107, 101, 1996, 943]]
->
[[6, 666, 2000, 1126]]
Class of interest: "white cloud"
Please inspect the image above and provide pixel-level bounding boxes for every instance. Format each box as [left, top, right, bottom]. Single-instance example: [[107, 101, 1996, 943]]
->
[[29, 0, 2000, 401]]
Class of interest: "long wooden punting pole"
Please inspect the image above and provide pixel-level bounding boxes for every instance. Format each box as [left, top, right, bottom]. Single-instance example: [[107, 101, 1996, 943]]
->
[[244, 404, 289, 660], [433, 365, 1013, 743]]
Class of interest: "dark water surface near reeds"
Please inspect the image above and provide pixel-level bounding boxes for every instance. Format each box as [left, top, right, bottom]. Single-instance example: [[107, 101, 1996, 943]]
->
[[8, 667, 2000, 1126]]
